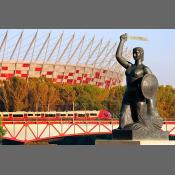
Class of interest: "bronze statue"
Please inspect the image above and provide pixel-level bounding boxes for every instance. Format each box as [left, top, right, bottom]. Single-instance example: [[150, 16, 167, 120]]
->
[[113, 33, 168, 140]]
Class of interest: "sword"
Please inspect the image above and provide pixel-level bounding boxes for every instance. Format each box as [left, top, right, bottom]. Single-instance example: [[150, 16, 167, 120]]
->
[[127, 35, 149, 42]]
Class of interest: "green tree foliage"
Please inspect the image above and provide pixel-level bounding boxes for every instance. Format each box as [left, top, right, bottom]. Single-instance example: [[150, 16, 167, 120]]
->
[[57, 84, 76, 110], [74, 85, 109, 110], [103, 86, 125, 116], [156, 85, 175, 120], [0, 77, 61, 112], [0, 117, 6, 141]]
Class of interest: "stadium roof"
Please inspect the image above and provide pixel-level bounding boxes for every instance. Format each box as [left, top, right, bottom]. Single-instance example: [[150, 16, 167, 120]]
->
[[0, 30, 132, 71]]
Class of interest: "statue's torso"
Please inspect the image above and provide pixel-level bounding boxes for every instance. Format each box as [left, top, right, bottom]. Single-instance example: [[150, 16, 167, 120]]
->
[[125, 64, 145, 86], [125, 64, 146, 101]]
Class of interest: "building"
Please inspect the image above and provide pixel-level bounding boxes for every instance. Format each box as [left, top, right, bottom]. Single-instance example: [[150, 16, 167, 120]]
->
[[0, 30, 131, 88]]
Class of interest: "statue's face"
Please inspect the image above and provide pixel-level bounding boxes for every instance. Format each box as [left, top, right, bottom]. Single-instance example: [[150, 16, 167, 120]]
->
[[133, 47, 144, 61]]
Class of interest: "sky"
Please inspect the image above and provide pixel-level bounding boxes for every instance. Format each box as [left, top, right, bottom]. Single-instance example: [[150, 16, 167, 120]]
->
[[0, 29, 174, 87]]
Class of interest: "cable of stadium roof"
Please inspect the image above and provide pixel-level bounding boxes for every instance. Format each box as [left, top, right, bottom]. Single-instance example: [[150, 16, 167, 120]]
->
[[0, 31, 131, 67]]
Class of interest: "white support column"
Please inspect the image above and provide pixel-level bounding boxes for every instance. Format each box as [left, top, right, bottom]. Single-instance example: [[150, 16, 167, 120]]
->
[[98, 42, 117, 68], [0, 31, 8, 61], [27, 30, 38, 80], [57, 33, 75, 63], [66, 35, 85, 65], [47, 32, 64, 62], [85, 38, 103, 65], [10, 31, 23, 60], [30, 30, 38, 62], [71, 35, 86, 85], [92, 41, 110, 66], [23, 31, 38, 60], [76, 36, 95, 65], [35, 32, 51, 61], [90, 41, 110, 86], [17, 30, 23, 60]]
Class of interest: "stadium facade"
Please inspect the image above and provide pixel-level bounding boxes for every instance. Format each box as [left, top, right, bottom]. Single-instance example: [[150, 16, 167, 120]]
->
[[0, 30, 131, 88]]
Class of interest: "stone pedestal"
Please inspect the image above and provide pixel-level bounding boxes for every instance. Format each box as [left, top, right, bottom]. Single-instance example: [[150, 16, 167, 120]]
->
[[112, 129, 169, 140], [95, 140, 175, 145]]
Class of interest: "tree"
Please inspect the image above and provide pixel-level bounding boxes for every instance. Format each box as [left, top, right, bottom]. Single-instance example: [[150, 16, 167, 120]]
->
[[156, 85, 175, 120], [9, 77, 29, 111], [104, 86, 125, 116], [27, 77, 61, 111], [57, 84, 76, 110], [74, 84, 109, 110], [0, 117, 6, 143], [0, 80, 11, 111]]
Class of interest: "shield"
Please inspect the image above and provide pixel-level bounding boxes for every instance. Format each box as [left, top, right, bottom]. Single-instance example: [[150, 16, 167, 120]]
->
[[141, 74, 159, 99]]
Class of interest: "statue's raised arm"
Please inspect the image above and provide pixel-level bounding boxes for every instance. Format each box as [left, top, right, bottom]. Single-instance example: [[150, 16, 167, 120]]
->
[[116, 33, 131, 69]]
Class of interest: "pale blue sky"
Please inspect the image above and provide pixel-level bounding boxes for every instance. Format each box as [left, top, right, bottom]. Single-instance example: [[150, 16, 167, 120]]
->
[[0, 29, 174, 86]]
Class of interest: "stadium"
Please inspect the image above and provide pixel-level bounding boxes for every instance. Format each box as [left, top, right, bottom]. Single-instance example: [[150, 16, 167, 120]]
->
[[0, 30, 132, 88]]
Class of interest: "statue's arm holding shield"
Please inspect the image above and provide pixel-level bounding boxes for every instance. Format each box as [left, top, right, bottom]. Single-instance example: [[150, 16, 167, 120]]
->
[[116, 33, 132, 69], [143, 66, 160, 122]]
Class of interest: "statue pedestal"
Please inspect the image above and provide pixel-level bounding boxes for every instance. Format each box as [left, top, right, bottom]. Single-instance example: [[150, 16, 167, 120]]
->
[[95, 140, 175, 145], [112, 129, 169, 140]]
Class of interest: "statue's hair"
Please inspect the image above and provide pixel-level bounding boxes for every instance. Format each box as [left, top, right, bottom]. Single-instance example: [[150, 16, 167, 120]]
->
[[133, 47, 144, 61]]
